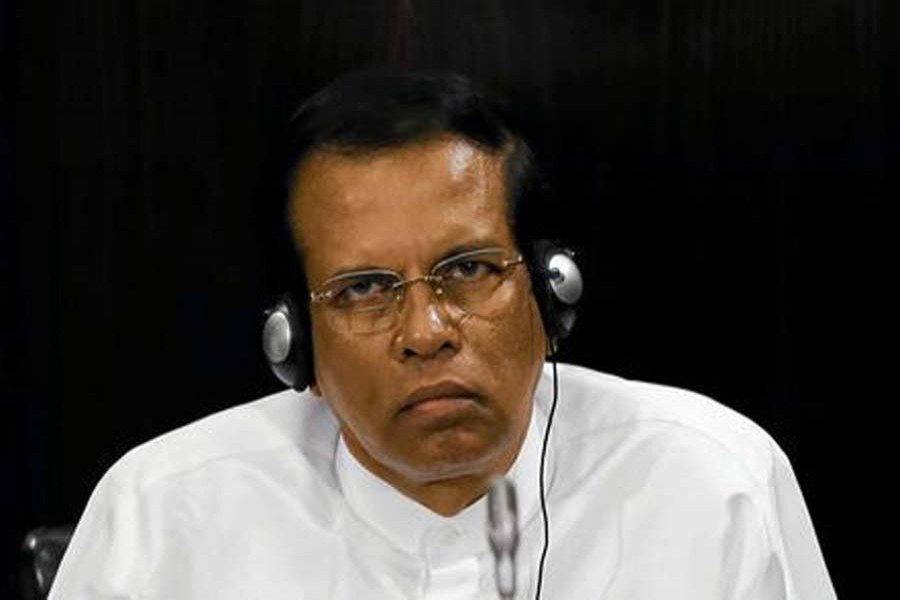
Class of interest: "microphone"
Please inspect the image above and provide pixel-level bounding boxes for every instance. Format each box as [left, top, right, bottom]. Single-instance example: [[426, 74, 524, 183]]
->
[[487, 477, 519, 600]]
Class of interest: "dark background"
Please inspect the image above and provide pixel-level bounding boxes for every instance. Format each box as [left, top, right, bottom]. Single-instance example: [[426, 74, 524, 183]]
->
[[5, 1, 894, 597]]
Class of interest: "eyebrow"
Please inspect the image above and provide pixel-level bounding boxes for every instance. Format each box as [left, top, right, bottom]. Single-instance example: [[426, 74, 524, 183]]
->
[[437, 242, 502, 262], [321, 240, 504, 282]]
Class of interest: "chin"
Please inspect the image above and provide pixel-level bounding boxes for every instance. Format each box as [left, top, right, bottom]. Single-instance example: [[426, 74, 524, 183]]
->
[[397, 434, 510, 483]]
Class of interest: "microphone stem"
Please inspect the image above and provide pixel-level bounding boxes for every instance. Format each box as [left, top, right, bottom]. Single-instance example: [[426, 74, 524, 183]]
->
[[496, 553, 516, 599]]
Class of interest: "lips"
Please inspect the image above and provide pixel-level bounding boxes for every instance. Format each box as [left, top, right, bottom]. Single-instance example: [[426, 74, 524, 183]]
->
[[400, 381, 480, 413]]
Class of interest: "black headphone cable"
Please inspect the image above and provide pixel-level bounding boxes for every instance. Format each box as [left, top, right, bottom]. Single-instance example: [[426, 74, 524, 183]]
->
[[534, 357, 559, 600]]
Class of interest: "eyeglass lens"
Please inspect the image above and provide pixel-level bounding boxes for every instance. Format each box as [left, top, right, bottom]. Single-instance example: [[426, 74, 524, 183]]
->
[[323, 251, 520, 333]]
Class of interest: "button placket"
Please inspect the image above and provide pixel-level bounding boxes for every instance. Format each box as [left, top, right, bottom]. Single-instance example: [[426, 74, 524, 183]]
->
[[421, 525, 481, 599]]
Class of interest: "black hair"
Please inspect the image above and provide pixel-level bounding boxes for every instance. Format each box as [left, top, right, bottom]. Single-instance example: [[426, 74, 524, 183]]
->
[[257, 69, 559, 319]]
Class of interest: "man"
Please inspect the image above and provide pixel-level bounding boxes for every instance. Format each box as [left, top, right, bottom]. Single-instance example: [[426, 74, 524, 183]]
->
[[51, 71, 836, 599]]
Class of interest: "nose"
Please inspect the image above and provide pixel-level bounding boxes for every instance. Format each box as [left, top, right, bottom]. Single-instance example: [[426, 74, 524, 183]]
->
[[392, 279, 462, 360]]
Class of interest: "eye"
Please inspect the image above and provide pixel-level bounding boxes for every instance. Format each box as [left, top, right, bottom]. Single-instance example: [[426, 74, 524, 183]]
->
[[332, 274, 396, 305], [440, 257, 500, 281]]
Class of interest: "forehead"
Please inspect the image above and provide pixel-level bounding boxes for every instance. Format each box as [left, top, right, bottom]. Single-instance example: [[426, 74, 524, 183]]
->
[[287, 137, 514, 281]]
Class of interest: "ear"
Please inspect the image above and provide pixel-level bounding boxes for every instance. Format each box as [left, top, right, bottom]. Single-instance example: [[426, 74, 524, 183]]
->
[[310, 382, 322, 397]]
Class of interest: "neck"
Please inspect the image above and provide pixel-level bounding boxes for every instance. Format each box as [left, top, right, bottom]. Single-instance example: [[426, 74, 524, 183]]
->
[[402, 474, 494, 516]]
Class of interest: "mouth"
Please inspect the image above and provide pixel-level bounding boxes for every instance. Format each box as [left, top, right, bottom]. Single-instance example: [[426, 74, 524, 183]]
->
[[399, 381, 481, 415]]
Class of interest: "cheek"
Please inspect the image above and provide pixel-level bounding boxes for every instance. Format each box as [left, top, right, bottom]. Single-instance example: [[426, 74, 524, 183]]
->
[[310, 318, 388, 425], [498, 293, 545, 360], [473, 294, 546, 404]]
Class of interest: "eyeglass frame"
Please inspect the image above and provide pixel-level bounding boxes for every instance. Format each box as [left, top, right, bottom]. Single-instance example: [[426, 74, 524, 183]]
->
[[308, 247, 525, 324]]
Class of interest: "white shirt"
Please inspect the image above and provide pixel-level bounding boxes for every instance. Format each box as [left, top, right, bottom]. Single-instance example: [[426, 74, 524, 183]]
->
[[51, 363, 836, 599]]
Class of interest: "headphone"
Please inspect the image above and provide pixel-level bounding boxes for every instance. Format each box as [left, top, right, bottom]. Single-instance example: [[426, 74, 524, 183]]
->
[[262, 240, 583, 391]]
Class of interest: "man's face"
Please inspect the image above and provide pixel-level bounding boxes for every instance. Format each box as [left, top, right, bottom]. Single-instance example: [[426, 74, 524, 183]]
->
[[288, 136, 547, 503]]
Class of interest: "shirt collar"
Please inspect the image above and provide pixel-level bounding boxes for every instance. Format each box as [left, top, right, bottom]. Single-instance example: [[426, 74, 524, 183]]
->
[[335, 403, 546, 557]]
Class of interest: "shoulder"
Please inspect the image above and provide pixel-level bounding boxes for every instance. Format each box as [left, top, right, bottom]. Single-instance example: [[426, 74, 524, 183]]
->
[[537, 365, 836, 600], [541, 363, 785, 494], [52, 391, 345, 596], [99, 388, 341, 504]]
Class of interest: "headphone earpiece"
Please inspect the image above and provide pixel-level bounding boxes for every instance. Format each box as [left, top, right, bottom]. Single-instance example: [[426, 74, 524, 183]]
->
[[529, 240, 583, 346], [546, 251, 583, 306], [261, 240, 582, 390], [262, 294, 312, 391]]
